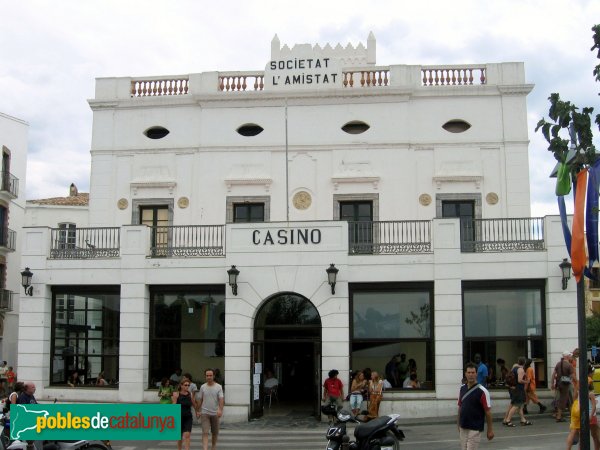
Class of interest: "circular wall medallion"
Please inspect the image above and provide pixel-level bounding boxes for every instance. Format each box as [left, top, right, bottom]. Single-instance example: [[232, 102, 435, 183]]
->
[[293, 191, 312, 210], [117, 198, 128, 210], [178, 197, 190, 208], [486, 192, 499, 205], [419, 193, 432, 206]]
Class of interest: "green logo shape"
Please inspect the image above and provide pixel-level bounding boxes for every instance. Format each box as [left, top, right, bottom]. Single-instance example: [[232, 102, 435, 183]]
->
[[11, 404, 181, 440]]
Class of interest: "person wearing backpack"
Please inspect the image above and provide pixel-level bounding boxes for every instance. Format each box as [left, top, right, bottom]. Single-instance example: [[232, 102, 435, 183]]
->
[[552, 351, 575, 423], [503, 357, 531, 427]]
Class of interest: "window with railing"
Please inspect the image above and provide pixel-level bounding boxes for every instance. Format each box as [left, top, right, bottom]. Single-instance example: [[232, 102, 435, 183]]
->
[[58, 223, 76, 249]]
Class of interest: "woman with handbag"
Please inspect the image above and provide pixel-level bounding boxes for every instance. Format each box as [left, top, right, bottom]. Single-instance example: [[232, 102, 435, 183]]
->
[[367, 371, 384, 419]]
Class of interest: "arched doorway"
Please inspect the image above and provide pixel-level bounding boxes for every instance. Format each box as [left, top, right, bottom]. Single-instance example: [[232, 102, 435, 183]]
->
[[251, 292, 321, 418]]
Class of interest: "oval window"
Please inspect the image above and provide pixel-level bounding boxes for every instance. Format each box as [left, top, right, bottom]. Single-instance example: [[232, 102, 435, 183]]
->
[[144, 126, 170, 139], [237, 124, 264, 136], [442, 120, 471, 133], [341, 121, 370, 134]]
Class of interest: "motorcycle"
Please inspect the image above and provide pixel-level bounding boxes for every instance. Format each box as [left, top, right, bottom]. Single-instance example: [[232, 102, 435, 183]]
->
[[325, 409, 405, 450], [6, 439, 111, 450]]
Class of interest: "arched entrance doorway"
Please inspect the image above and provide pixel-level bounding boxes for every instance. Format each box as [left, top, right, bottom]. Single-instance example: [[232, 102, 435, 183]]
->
[[251, 292, 321, 419]]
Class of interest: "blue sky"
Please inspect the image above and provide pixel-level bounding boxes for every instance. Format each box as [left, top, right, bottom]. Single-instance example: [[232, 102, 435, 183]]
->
[[1, 0, 599, 216]]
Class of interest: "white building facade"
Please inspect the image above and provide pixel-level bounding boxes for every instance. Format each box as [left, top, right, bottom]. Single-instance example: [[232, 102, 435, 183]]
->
[[20, 35, 576, 421], [0, 111, 28, 367]]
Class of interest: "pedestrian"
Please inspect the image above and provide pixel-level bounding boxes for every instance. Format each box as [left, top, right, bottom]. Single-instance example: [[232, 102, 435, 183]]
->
[[503, 356, 532, 426], [349, 370, 367, 416], [367, 371, 384, 419], [457, 362, 494, 449], [183, 373, 198, 398], [0, 361, 7, 396], [385, 355, 399, 387], [197, 368, 225, 450], [396, 355, 408, 383], [158, 377, 173, 404], [474, 354, 488, 387], [16, 382, 37, 404], [172, 377, 198, 450], [565, 382, 600, 450], [552, 351, 575, 422], [496, 358, 508, 384], [323, 369, 344, 411], [6, 366, 15, 391], [524, 359, 547, 414]]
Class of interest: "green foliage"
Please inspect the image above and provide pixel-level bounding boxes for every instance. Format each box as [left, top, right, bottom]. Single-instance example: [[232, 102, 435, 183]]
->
[[536, 25, 600, 173], [587, 311, 600, 347]]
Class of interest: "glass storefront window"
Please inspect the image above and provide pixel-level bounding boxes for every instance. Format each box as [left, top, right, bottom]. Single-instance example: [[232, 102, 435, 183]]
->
[[351, 284, 434, 390], [50, 287, 120, 386], [462, 281, 546, 388], [149, 287, 225, 388]]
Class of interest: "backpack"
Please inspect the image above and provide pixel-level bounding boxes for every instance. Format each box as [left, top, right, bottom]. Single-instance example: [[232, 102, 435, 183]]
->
[[505, 368, 517, 388]]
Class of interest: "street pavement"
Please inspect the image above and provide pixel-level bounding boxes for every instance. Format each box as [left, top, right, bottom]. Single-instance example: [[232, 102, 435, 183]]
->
[[110, 411, 575, 449]]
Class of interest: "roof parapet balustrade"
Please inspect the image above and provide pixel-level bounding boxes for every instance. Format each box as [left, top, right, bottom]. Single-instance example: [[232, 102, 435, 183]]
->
[[130, 76, 189, 97], [460, 217, 545, 253], [149, 225, 225, 257], [49, 227, 120, 259], [0, 171, 18, 198], [116, 63, 526, 99], [421, 65, 487, 86]]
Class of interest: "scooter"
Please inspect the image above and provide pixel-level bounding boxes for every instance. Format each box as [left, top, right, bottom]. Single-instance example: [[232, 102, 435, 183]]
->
[[6, 439, 111, 450], [325, 409, 405, 450]]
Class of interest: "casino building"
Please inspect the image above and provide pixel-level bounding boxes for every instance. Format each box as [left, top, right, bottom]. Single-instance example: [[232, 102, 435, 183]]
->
[[19, 34, 576, 421]]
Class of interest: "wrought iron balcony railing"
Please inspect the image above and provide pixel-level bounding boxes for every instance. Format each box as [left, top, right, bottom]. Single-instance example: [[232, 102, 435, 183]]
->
[[149, 225, 225, 257], [348, 220, 433, 254], [0, 289, 15, 311], [460, 217, 545, 252], [0, 171, 18, 198], [50, 227, 120, 259], [0, 228, 16, 251]]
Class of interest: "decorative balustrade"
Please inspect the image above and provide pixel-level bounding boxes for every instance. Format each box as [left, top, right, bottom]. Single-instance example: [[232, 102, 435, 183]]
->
[[0, 289, 14, 311], [460, 217, 545, 252], [0, 228, 16, 251], [218, 72, 265, 92], [348, 220, 432, 254], [150, 225, 225, 257], [131, 78, 189, 97], [342, 69, 390, 88], [422, 66, 486, 86], [0, 171, 18, 198], [50, 227, 120, 259]]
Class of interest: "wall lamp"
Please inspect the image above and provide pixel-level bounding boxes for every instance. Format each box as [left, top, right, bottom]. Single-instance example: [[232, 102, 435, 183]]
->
[[559, 258, 572, 290], [21, 267, 34, 296], [227, 265, 240, 296], [326, 263, 339, 295]]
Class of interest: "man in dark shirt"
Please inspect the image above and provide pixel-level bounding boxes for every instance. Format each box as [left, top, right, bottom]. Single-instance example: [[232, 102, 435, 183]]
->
[[17, 382, 38, 404], [458, 363, 494, 449]]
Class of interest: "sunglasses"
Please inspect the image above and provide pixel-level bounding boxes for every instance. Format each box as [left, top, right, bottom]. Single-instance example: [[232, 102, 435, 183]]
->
[[183, 383, 190, 386]]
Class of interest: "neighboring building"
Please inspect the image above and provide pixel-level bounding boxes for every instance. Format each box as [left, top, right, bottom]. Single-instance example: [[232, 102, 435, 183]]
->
[[19, 34, 576, 421], [26, 183, 89, 229], [0, 111, 28, 367]]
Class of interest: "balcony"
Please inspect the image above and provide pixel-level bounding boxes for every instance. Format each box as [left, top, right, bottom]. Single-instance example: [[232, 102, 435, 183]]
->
[[348, 220, 432, 254], [0, 289, 15, 311], [0, 171, 18, 198], [0, 228, 16, 251], [45, 218, 544, 259], [149, 225, 225, 257], [460, 217, 545, 252], [49, 227, 120, 259]]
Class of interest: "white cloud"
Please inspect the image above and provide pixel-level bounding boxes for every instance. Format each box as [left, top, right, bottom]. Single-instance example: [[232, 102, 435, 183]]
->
[[1, 0, 599, 206]]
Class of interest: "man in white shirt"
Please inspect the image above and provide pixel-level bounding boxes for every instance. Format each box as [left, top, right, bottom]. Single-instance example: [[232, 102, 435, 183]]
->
[[264, 369, 279, 393]]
